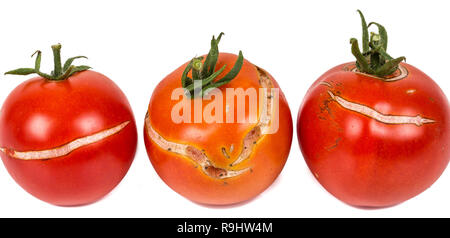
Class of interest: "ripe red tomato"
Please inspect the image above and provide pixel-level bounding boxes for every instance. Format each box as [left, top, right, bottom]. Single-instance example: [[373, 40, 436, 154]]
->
[[297, 12, 450, 207], [0, 45, 137, 206], [144, 34, 292, 205]]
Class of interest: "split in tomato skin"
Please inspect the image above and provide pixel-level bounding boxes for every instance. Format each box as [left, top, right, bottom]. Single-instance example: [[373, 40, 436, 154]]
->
[[144, 35, 293, 205], [297, 11, 450, 207], [298, 62, 450, 207], [0, 46, 137, 206]]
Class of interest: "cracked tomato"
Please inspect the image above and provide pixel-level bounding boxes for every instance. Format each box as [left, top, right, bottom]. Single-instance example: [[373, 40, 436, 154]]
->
[[0, 44, 137, 206], [144, 33, 293, 205], [297, 11, 450, 207]]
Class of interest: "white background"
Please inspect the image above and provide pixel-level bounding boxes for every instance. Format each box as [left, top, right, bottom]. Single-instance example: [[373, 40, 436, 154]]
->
[[0, 0, 449, 218]]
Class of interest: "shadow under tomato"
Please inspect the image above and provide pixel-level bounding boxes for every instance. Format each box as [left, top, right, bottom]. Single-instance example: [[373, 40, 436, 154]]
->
[[191, 171, 285, 209], [344, 201, 405, 210]]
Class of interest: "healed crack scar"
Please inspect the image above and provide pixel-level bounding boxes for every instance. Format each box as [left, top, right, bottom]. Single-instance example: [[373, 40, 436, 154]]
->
[[230, 66, 274, 167], [328, 91, 435, 126], [0, 121, 130, 160], [344, 63, 409, 82], [145, 116, 250, 179]]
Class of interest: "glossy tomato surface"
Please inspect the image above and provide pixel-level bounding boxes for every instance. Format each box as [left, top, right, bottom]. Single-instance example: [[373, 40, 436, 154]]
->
[[0, 70, 137, 206], [297, 62, 450, 207], [144, 53, 293, 205]]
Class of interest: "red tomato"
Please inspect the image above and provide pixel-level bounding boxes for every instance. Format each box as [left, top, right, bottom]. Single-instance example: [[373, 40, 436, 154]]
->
[[144, 49, 292, 205], [0, 46, 137, 206], [297, 62, 450, 207]]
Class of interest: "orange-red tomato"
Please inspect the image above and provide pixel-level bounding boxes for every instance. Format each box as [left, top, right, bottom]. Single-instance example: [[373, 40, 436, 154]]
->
[[0, 70, 137, 206], [297, 62, 450, 207], [144, 53, 293, 205]]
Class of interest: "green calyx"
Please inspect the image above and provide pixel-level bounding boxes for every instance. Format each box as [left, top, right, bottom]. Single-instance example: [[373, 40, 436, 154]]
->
[[181, 32, 244, 98], [350, 10, 406, 77], [5, 43, 91, 81]]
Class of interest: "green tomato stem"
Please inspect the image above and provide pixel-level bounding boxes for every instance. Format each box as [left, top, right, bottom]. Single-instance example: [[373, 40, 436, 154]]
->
[[180, 33, 244, 98], [4, 44, 91, 81], [51, 44, 63, 77], [350, 10, 405, 78]]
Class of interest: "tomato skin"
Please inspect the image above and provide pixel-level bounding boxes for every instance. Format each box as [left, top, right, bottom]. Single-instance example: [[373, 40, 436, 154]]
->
[[0, 70, 137, 206], [144, 53, 293, 205], [297, 62, 450, 207]]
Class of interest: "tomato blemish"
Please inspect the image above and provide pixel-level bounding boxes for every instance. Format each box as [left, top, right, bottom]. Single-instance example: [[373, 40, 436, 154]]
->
[[3, 121, 130, 160]]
